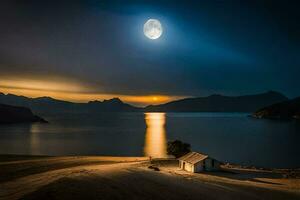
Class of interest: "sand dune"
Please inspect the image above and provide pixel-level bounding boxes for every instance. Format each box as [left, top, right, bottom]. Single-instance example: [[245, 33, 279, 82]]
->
[[0, 155, 299, 200]]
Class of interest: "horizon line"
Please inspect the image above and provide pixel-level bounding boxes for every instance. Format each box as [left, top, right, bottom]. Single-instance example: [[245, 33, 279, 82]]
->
[[0, 90, 288, 108]]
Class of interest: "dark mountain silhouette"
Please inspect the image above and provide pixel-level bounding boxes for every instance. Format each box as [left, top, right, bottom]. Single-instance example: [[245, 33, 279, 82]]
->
[[0, 104, 47, 124], [87, 98, 140, 112], [252, 97, 300, 119], [144, 91, 288, 112], [0, 93, 78, 113], [0, 91, 288, 114], [0, 93, 140, 114]]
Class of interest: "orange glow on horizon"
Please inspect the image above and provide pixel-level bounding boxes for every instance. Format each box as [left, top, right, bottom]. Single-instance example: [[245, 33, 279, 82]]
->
[[0, 87, 182, 106], [0, 78, 86, 93], [0, 77, 187, 106]]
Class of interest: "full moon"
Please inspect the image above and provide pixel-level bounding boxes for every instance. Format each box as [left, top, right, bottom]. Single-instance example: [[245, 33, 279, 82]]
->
[[143, 19, 163, 40]]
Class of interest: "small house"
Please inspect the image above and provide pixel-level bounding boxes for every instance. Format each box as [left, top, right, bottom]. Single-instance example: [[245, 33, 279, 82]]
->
[[178, 152, 220, 173]]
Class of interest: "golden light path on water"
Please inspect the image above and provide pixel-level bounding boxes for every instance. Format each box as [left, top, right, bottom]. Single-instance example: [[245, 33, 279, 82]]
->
[[29, 124, 41, 155], [144, 113, 168, 158], [28, 113, 169, 157]]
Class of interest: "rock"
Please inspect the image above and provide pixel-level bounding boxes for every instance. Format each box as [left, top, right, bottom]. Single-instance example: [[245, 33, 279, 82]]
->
[[148, 165, 160, 171]]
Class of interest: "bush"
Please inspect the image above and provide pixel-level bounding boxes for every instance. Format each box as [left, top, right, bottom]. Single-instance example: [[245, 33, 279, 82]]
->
[[167, 140, 191, 158]]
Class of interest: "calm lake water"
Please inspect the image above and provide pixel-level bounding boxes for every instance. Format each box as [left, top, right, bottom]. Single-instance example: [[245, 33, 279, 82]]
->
[[0, 112, 299, 168]]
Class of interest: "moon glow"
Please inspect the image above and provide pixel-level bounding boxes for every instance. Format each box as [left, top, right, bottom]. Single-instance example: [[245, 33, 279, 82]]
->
[[144, 19, 163, 40]]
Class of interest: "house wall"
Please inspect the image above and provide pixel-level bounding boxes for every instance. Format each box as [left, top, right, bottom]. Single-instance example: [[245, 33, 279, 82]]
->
[[180, 158, 220, 173], [185, 162, 193, 172], [193, 161, 204, 172], [179, 161, 194, 172]]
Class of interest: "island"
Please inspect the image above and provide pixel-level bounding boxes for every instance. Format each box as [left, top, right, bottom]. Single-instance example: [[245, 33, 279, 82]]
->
[[0, 104, 47, 124], [252, 97, 300, 119]]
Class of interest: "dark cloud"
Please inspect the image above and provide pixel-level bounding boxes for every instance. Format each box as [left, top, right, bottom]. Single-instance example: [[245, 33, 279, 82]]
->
[[0, 0, 299, 97]]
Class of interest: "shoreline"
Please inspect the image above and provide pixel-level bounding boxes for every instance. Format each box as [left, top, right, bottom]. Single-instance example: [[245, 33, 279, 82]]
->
[[0, 155, 300, 200], [1, 154, 299, 170], [1, 155, 299, 200]]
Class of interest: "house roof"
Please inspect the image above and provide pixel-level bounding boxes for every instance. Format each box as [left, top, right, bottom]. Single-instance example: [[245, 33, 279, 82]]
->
[[178, 152, 209, 164]]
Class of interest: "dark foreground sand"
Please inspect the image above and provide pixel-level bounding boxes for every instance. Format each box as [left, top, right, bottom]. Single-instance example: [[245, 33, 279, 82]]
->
[[0, 155, 299, 200]]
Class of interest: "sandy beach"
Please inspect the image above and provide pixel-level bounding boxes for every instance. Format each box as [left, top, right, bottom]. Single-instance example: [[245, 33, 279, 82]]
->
[[0, 155, 299, 200]]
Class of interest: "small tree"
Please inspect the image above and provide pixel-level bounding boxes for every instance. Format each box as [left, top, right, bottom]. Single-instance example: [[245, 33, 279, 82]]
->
[[167, 140, 191, 158]]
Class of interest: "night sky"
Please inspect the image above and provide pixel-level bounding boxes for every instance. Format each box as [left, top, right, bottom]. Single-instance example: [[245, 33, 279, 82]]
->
[[0, 0, 299, 105]]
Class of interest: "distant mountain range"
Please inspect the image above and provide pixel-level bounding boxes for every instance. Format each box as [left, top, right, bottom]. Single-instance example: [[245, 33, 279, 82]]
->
[[0, 91, 289, 114], [252, 97, 300, 119], [0, 104, 47, 124], [145, 91, 288, 112], [0, 93, 140, 114]]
